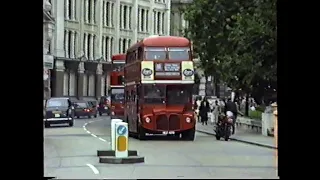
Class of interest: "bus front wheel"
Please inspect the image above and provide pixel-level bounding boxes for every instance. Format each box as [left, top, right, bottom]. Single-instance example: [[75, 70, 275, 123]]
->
[[182, 128, 195, 141]]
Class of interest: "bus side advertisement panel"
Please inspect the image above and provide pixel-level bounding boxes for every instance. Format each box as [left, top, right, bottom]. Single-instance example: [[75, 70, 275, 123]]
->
[[141, 61, 154, 81], [181, 61, 194, 81]]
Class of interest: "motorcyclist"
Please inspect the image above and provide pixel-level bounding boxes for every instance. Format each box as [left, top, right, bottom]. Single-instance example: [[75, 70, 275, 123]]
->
[[224, 97, 238, 134]]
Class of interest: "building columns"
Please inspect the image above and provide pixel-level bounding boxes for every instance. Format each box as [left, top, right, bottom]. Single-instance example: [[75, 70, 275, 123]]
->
[[70, 31, 75, 58], [85, 0, 89, 23], [90, 0, 95, 24], [64, 30, 69, 58], [84, 33, 88, 58], [77, 62, 85, 99], [71, 0, 76, 20], [95, 64, 102, 99], [89, 34, 94, 60], [53, 60, 65, 97]]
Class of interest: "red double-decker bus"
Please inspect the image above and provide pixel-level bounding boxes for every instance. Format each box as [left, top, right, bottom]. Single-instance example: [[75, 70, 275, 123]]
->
[[124, 35, 195, 140], [110, 54, 125, 119]]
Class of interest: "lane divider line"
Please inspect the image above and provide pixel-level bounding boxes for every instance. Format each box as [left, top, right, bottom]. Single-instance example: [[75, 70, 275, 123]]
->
[[83, 118, 109, 143], [86, 163, 99, 174]]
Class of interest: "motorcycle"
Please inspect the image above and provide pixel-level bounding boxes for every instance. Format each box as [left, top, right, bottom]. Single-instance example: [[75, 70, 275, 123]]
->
[[214, 111, 234, 141]]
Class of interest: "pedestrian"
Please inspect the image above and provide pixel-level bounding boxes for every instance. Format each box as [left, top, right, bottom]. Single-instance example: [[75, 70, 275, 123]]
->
[[212, 100, 221, 124], [199, 96, 210, 125], [224, 97, 238, 134], [195, 96, 202, 122]]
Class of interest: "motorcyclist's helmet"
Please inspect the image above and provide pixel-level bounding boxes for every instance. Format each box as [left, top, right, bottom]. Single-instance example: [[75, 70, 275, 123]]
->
[[226, 111, 234, 117]]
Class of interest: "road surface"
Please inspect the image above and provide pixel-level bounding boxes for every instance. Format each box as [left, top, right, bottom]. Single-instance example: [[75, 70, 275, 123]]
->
[[44, 116, 278, 179]]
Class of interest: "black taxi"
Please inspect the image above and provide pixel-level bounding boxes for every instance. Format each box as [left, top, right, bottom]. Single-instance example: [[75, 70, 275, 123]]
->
[[44, 97, 74, 128]]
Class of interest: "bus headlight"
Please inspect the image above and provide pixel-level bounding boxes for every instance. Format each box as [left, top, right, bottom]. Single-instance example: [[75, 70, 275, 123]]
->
[[186, 117, 191, 123], [145, 117, 151, 123]]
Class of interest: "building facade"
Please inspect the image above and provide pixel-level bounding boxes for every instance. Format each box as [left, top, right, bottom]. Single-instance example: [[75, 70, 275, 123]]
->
[[170, 0, 191, 36], [50, 0, 171, 100], [43, 0, 55, 99]]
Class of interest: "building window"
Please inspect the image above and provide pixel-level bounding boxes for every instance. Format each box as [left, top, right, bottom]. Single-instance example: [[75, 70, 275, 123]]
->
[[111, 2, 114, 27], [123, 5, 127, 29], [146, 10, 149, 32], [129, 6, 132, 29], [138, 8, 141, 31], [103, 1, 113, 27], [141, 9, 145, 32], [153, 11, 156, 34], [84, 0, 89, 23], [162, 12, 165, 34], [110, 37, 114, 60], [122, 39, 126, 53], [127, 39, 131, 50], [120, 5, 123, 29], [118, 38, 122, 53], [88, 0, 96, 24], [64, 30, 78, 59]]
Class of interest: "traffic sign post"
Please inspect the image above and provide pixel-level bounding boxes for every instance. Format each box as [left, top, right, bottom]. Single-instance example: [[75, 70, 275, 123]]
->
[[115, 122, 128, 158], [111, 119, 123, 151]]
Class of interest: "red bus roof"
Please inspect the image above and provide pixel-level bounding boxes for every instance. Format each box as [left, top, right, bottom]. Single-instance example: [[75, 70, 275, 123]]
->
[[128, 36, 190, 52], [111, 54, 126, 64]]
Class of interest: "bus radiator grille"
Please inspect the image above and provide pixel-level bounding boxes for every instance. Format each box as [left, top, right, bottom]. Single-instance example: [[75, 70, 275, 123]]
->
[[169, 115, 180, 130], [156, 114, 168, 130]]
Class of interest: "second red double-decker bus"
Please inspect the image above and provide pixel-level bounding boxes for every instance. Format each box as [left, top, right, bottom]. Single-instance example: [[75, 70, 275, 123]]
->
[[110, 54, 125, 119], [124, 35, 195, 141]]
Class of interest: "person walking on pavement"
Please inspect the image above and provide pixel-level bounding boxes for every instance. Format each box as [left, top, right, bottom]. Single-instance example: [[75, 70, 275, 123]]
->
[[195, 96, 202, 123], [199, 96, 210, 125], [224, 97, 238, 134], [213, 100, 221, 124]]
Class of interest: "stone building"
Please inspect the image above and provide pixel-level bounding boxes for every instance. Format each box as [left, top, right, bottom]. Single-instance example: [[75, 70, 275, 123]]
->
[[43, 0, 55, 99], [50, 0, 171, 100], [170, 0, 192, 36]]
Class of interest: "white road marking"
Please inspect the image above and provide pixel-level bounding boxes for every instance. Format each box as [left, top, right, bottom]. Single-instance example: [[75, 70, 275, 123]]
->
[[83, 118, 110, 143], [86, 163, 99, 174]]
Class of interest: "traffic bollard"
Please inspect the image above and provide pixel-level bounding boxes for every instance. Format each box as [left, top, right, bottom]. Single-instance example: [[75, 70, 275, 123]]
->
[[115, 122, 128, 158], [111, 119, 123, 151]]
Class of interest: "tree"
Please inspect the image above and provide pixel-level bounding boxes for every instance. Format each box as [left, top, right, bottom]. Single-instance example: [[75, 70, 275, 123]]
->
[[182, 0, 276, 114]]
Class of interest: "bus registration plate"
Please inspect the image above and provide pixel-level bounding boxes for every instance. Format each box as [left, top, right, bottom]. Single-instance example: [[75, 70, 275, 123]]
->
[[162, 131, 175, 135]]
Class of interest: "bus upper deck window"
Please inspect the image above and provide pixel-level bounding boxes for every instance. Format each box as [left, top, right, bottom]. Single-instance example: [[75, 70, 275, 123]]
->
[[145, 47, 166, 60], [168, 47, 190, 61]]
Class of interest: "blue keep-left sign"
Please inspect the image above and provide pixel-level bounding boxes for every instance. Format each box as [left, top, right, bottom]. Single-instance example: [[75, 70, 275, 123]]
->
[[117, 125, 127, 136]]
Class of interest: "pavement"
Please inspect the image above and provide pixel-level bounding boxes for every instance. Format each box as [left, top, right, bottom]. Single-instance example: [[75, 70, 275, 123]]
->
[[196, 120, 276, 149], [44, 116, 278, 179]]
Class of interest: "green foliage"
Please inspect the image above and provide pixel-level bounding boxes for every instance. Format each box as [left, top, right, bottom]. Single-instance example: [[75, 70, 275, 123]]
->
[[249, 109, 262, 120], [182, 0, 277, 94]]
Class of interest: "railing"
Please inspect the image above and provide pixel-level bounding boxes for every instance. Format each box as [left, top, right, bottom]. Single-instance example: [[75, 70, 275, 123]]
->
[[236, 117, 262, 132]]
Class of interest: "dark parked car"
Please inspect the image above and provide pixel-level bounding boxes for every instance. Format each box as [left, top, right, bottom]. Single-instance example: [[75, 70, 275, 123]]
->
[[98, 96, 111, 116], [87, 100, 98, 117], [44, 97, 74, 128], [74, 101, 96, 118]]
